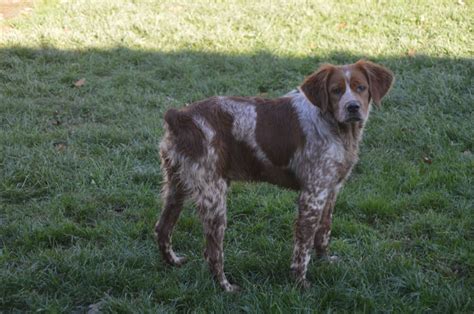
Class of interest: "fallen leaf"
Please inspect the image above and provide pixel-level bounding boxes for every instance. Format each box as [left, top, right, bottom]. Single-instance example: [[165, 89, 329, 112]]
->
[[113, 204, 125, 213], [407, 49, 416, 57], [422, 156, 432, 164], [337, 22, 347, 30], [74, 78, 86, 87], [87, 300, 105, 314], [53, 141, 67, 152]]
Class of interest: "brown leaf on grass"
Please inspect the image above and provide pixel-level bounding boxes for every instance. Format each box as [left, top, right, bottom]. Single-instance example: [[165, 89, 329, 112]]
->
[[113, 204, 125, 213], [87, 300, 105, 314], [53, 141, 67, 152], [422, 156, 432, 164], [407, 49, 416, 57], [73, 78, 86, 87], [51, 119, 61, 126], [337, 22, 347, 30]]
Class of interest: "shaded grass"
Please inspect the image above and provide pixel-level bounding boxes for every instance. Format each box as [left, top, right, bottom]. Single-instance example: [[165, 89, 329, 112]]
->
[[1, 0, 473, 312]]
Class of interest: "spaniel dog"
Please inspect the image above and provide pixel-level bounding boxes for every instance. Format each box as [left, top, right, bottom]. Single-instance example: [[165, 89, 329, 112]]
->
[[155, 60, 394, 291]]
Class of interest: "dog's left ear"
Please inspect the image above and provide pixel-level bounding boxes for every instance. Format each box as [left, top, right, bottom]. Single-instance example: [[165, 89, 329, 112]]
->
[[356, 60, 394, 107]]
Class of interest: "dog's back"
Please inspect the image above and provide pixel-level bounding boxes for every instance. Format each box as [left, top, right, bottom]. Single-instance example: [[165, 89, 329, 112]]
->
[[161, 96, 305, 190]]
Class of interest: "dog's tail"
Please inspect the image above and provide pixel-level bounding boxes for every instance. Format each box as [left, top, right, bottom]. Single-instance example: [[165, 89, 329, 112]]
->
[[163, 108, 205, 158], [164, 108, 184, 134]]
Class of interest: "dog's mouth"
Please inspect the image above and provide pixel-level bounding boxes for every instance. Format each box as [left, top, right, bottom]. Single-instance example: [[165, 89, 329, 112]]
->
[[344, 115, 363, 123]]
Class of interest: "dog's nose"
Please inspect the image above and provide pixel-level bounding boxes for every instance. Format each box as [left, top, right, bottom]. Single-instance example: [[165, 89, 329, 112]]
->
[[347, 101, 360, 113]]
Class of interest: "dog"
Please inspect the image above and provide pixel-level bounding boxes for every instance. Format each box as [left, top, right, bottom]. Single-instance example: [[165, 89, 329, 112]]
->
[[155, 60, 394, 291]]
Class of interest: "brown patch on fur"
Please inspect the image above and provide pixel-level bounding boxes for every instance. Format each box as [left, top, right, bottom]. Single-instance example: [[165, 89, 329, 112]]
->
[[299, 65, 334, 112], [261, 166, 300, 190], [178, 97, 302, 189], [227, 139, 301, 189], [227, 141, 300, 189], [183, 99, 234, 176], [164, 108, 205, 159], [355, 60, 394, 106], [255, 97, 306, 167]]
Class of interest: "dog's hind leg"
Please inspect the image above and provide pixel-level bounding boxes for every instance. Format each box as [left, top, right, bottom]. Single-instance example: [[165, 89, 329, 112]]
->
[[195, 178, 239, 292], [155, 158, 187, 266]]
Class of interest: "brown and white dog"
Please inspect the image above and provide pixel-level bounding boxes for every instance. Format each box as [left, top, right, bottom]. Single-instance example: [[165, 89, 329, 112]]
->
[[155, 60, 394, 291]]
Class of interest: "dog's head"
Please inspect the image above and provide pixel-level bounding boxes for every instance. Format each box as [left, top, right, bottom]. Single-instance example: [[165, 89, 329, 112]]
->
[[299, 60, 394, 124]]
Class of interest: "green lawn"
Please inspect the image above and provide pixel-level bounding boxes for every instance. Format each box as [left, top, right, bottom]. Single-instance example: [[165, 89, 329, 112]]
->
[[1, 0, 473, 312]]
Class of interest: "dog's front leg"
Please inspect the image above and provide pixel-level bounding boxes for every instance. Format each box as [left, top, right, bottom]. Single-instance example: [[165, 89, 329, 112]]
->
[[291, 189, 328, 288], [314, 190, 337, 259]]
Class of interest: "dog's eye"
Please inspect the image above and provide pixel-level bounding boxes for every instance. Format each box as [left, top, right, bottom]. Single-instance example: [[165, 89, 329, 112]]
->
[[356, 85, 366, 93], [331, 87, 342, 95]]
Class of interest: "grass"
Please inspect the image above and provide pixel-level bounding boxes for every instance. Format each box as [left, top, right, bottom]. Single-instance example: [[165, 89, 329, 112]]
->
[[0, 0, 473, 312]]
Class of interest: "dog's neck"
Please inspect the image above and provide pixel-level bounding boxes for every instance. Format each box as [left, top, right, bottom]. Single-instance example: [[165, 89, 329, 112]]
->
[[322, 112, 365, 158], [337, 120, 364, 154]]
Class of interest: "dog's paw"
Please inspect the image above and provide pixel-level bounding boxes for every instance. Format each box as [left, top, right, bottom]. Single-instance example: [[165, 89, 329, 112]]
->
[[166, 255, 187, 267], [296, 278, 311, 290], [326, 255, 339, 263], [320, 254, 339, 263], [316, 252, 340, 263], [173, 256, 188, 266], [221, 282, 241, 293], [290, 269, 311, 290]]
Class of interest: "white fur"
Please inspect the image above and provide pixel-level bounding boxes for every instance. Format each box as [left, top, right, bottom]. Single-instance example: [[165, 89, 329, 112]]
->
[[218, 97, 271, 164], [343, 68, 351, 80], [288, 91, 345, 188], [193, 115, 215, 142]]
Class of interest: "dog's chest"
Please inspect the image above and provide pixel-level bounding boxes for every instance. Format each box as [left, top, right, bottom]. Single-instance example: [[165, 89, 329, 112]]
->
[[295, 140, 356, 185]]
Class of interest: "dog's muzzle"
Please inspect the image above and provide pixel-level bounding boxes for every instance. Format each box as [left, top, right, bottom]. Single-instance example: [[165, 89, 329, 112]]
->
[[345, 101, 362, 122]]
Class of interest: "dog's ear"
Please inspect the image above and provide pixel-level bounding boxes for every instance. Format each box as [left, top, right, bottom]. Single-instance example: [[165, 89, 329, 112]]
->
[[299, 65, 334, 113], [356, 60, 394, 107]]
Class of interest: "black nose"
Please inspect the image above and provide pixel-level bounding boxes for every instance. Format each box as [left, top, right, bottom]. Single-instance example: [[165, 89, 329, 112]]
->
[[347, 101, 360, 113]]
